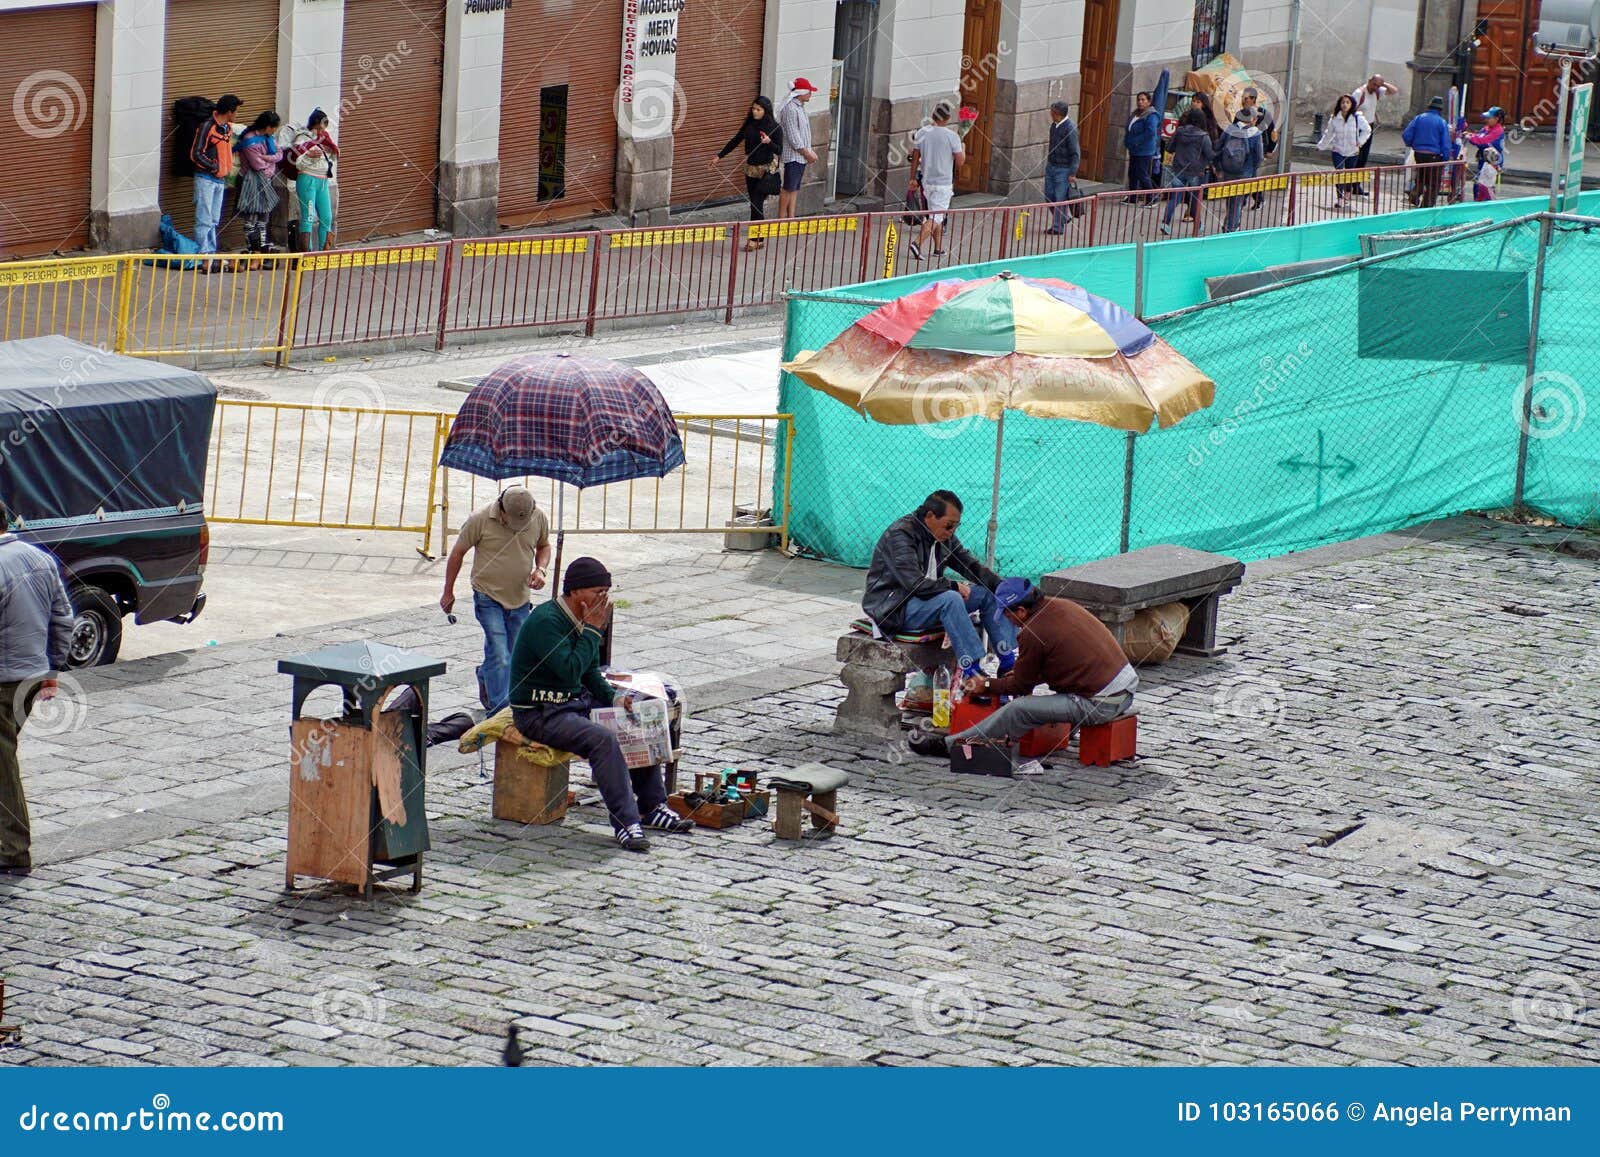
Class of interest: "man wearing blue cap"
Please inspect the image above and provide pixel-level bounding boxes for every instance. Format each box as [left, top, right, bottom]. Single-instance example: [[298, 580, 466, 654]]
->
[[951, 578, 1137, 743]]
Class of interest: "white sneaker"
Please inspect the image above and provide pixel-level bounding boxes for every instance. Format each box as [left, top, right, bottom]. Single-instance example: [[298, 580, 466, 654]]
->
[[1014, 759, 1046, 777]]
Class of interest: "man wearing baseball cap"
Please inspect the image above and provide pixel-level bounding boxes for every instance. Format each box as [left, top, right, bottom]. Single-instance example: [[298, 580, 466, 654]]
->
[[441, 487, 552, 713], [777, 77, 820, 220], [508, 556, 692, 852], [950, 578, 1137, 745]]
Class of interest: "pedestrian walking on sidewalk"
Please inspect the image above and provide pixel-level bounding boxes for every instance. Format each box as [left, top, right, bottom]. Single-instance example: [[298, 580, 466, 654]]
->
[[235, 110, 283, 254], [1402, 96, 1453, 208], [0, 532, 75, 877], [1217, 108, 1264, 234], [508, 557, 693, 853], [190, 93, 242, 268], [1242, 86, 1277, 209], [711, 97, 784, 249], [776, 78, 820, 221], [441, 487, 552, 714], [906, 104, 965, 261], [1349, 75, 1399, 195], [1317, 94, 1371, 210], [289, 109, 339, 251], [1161, 107, 1215, 235], [1044, 100, 1081, 233], [1122, 69, 1170, 197]]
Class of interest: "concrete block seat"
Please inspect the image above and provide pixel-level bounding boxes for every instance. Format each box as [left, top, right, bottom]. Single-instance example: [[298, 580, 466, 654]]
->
[[1040, 545, 1245, 658], [834, 625, 954, 739]]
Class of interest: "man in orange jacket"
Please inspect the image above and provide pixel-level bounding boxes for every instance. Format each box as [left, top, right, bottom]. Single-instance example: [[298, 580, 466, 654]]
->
[[191, 93, 241, 261]]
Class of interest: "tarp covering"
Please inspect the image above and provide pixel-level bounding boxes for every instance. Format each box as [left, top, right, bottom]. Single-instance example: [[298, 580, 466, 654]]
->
[[779, 192, 1600, 576], [0, 336, 217, 527]]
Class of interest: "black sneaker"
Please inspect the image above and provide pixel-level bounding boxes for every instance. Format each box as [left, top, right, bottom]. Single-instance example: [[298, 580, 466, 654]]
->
[[615, 824, 650, 852], [644, 804, 693, 833], [908, 240, 924, 261]]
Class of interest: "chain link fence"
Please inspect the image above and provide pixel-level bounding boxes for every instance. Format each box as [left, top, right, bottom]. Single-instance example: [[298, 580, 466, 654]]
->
[[782, 211, 1598, 577]]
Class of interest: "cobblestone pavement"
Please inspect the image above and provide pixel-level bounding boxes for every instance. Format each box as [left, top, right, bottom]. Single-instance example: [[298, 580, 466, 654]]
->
[[2, 517, 1597, 1066]]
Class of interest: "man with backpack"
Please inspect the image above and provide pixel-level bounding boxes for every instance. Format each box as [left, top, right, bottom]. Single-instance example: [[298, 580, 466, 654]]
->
[[1216, 108, 1264, 234], [188, 93, 242, 268]]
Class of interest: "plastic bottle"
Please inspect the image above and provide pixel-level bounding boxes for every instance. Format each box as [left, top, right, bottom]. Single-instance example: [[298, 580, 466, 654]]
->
[[931, 666, 951, 730]]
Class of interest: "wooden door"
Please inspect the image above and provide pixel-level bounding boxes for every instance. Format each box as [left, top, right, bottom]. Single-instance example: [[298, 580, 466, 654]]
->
[[833, 0, 876, 197], [1077, 0, 1119, 181], [955, 0, 1002, 192], [1470, 1, 1527, 120]]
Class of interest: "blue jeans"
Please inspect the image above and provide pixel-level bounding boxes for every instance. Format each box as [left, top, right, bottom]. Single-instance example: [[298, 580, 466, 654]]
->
[[1162, 179, 1202, 228], [901, 586, 1017, 671], [194, 176, 226, 254], [474, 591, 532, 713], [1044, 163, 1074, 230]]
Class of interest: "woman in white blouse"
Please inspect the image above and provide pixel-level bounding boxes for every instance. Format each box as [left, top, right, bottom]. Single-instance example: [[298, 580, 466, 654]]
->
[[1317, 94, 1373, 211]]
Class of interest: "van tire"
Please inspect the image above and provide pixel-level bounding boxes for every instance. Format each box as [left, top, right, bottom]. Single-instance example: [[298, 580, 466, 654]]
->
[[67, 584, 123, 668]]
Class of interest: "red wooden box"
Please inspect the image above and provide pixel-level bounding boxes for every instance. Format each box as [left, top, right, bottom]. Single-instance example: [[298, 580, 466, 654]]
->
[[1079, 714, 1138, 766], [948, 698, 1073, 759]]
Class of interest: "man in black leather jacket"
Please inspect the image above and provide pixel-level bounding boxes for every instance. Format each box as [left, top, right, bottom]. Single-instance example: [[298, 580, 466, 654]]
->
[[861, 491, 1017, 679]]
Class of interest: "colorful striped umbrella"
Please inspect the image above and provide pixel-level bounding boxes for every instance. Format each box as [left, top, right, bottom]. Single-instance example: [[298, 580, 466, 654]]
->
[[782, 272, 1215, 564]]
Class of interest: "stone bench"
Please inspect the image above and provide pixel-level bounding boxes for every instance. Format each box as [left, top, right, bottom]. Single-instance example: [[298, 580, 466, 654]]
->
[[1039, 545, 1245, 658], [834, 633, 953, 738]]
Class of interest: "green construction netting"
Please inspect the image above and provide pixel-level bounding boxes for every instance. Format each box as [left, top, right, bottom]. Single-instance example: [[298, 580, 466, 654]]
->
[[777, 191, 1600, 576]]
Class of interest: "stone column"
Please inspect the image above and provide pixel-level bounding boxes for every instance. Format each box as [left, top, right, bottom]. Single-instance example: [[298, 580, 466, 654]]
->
[[90, 0, 165, 251], [278, 0, 344, 127], [865, 0, 964, 205], [1410, 0, 1473, 118], [616, 0, 680, 227], [763, 0, 836, 214], [438, 0, 505, 236], [989, 0, 1082, 202]]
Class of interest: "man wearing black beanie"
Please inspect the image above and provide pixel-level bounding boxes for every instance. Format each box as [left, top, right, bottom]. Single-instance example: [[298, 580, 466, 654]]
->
[[507, 556, 691, 851]]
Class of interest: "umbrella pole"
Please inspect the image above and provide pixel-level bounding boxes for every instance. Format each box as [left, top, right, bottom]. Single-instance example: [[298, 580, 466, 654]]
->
[[551, 487, 565, 603], [985, 410, 1005, 572]]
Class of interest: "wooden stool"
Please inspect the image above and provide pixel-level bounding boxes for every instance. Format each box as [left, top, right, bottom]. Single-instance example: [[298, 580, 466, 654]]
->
[[0, 979, 18, 1044], [1079, 713, 1138, 766], [492, 738, 574, 825], [769, 763, 850, 840]]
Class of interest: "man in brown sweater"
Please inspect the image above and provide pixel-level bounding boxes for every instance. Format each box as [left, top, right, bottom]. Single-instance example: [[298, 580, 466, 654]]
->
[[951, 578, 1137, 743]]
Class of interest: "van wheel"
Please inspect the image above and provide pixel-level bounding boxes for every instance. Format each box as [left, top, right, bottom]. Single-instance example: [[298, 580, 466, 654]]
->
[[67, 584, 123, 668]]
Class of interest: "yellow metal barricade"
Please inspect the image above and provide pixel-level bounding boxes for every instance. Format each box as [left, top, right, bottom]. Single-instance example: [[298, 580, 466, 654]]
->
[[119, 253, 298, 359], [428, 413, 795, 558], [0, 255, 122, 349], [206, 399, 450, 538]]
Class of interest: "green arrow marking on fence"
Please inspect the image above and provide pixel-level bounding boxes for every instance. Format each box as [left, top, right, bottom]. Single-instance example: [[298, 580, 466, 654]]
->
[[1279, 430, 1356, 508]]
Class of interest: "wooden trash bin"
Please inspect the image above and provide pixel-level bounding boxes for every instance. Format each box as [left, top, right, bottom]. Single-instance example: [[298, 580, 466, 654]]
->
[[278, 642, 446, 900]]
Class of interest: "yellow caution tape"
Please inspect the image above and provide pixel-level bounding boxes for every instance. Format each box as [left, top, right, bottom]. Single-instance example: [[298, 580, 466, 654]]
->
[[1204, 175, 1292, 200], [882, 222, 898, 279], [608, 227, 728, 248], [749, 218, 859, 240], [461, 237, 588, 258], [299, 247, 438, 271], [0, 259, 120, 287]]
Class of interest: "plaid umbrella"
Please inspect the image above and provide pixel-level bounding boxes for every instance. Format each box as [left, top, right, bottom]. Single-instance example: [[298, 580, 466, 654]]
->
[[439, 353, 684, 486]]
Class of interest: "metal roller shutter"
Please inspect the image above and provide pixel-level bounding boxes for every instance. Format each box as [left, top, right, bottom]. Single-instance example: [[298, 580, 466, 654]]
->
[[339, 0, 447, 241], [0, 3, 96, 257], [670, 0, 765, 210], [161, 0, 280, 249], [499, 0, 623, 225]]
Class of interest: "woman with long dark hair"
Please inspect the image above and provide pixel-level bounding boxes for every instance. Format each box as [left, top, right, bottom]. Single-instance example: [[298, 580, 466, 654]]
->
[[1316, 93, 1371, 210], [710, 97, 784, 250], [235, 110, 283, 254]]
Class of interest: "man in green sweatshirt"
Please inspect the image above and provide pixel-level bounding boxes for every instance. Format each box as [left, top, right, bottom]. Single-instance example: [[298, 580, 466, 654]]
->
[[508, 556, 691, 852]]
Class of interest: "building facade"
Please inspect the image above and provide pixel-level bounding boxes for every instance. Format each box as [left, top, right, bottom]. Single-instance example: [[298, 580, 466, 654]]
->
[[0, 0, 1298, 259]]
